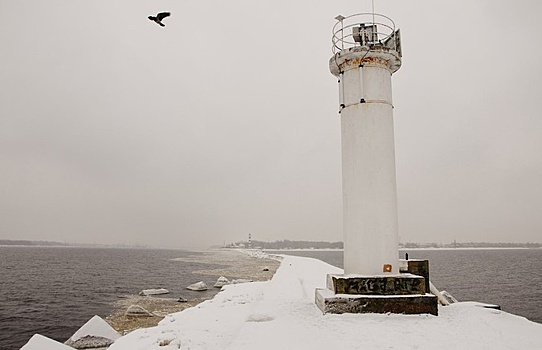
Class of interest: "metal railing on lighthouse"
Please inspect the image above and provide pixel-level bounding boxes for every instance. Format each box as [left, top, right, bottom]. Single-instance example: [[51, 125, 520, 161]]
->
[[332, 13, 402, 57]]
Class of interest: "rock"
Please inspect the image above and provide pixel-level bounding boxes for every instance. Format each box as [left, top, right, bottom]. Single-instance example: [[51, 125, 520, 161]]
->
[[65, 335, 113, 349], [214, 276, 230, 288], [125, 304, 154, 317], [479, 303, 501, 310], [262, 266, 269, 271], [186, 281, 208, 291], [231, 279, 253, 284], [440, 290, 458, 304], [21, 334, 74, 350], [139, 288, 170, 296], [177, 297, 188, 302], [64, 315, 121, 349]]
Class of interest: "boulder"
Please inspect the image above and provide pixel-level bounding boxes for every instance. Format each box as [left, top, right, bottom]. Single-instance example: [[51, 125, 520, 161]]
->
[[440, 290, 458, 304], [125, 304, 153, 317], [186, 281, 208, 291], [21, 334, 74, 350], [65, 335, 113, 349], [214, 276, 230, 288], [231, 279, 253, 284], [139, 288, 170, 296], [64, 315, 121, 349]]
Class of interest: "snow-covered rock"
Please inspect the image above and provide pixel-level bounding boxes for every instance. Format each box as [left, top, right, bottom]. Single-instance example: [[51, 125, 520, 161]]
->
[[186, 281, 208, 291], [64, 315, 121, 349], [214, 276, 229, 288], [125, 305, 153, 317], [230, 278, 252, 284], [21, 334, 74, 350], [441, 290, 458, 304], [65, 336, 111, 349], [138, 288, 169, 296]]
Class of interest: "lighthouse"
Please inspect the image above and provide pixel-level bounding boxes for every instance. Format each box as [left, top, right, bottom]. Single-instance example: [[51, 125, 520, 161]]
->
[[315, 13, 437, 315], [332, 14, 402, 276]]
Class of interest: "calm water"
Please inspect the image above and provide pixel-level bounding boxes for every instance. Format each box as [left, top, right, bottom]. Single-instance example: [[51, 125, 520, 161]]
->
[[268, 249, 542, 324], [2, 247, 541, 350], [0, 247, 225, 350]]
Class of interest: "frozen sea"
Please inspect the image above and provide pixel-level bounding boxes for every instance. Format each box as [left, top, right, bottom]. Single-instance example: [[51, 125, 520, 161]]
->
[[267, 248, 542, 325], [0, 247, 225, 350]]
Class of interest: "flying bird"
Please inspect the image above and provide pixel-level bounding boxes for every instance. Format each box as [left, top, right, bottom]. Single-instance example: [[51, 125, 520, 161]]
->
[[148, 12, 171, 27]]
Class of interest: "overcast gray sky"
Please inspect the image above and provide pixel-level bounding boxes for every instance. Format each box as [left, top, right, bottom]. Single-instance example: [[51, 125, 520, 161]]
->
[[1, 1, 541, 249]]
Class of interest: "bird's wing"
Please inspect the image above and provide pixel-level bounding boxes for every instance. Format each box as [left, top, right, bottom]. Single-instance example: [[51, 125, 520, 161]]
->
[[156, 12, 171, 20]]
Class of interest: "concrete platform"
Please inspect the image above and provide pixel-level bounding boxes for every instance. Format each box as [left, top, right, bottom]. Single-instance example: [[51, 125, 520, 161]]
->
[[315, 288, 438, 315], [317, 271, 438, 315], [327, 273, 427, 295]]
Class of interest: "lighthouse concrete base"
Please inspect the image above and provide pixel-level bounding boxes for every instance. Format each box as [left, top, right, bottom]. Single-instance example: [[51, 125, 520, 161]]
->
[[315, 269, 438, 316], [326, 273, 427, 295], [315, 287, 438, 315]]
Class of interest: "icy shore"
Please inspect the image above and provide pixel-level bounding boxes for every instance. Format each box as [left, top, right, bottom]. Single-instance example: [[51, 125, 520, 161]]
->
[[22, 253, 542, 349]]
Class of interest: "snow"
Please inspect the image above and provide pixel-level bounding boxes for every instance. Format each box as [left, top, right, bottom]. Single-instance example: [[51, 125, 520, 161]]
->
[[67, 315, 121, 343], [429, 280, 451, 306], [139, 288, 170, 296], [441, 290, 459, 304], [213, 276, 229, 288], [105, 255, 542, 350], [20, 334, 74, 350], [186, 281, 208, 291], [125, 305, 153, 317], [230, 278, 253, 284]]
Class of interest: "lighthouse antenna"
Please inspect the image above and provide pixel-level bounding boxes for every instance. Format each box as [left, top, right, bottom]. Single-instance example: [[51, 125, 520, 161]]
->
[[372, 0, 375, 26]]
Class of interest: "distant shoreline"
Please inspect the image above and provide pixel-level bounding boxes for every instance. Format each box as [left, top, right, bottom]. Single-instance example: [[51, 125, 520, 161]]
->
[[2, 241, 540, 250], [263, 246, 542, 252]]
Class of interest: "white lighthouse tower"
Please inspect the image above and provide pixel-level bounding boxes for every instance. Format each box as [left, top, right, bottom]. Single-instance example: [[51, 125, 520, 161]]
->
[[332, 13, 402, 276], [316, 13, 437, 315]]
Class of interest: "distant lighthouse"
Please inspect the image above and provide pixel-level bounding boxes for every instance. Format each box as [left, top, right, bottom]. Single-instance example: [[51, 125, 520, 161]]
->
[[331, 14, 402, 275]]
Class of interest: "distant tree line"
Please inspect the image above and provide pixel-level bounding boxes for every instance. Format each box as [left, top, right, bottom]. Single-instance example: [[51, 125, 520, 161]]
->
[[0, 239, 64, 246], [224, 239, 541, 250], [401, 241, 542, 249], [0, 240, 150, 249], [225, 239, 343, 250]]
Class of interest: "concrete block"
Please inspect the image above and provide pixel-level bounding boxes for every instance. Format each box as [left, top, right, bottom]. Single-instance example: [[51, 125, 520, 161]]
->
[[400, 259, 430, 292], [315, 288, 438, 316], [326, 273, 426, 295]]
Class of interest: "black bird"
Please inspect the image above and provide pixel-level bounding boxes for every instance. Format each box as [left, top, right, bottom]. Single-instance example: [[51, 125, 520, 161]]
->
[[148, 12, 171, 27]]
